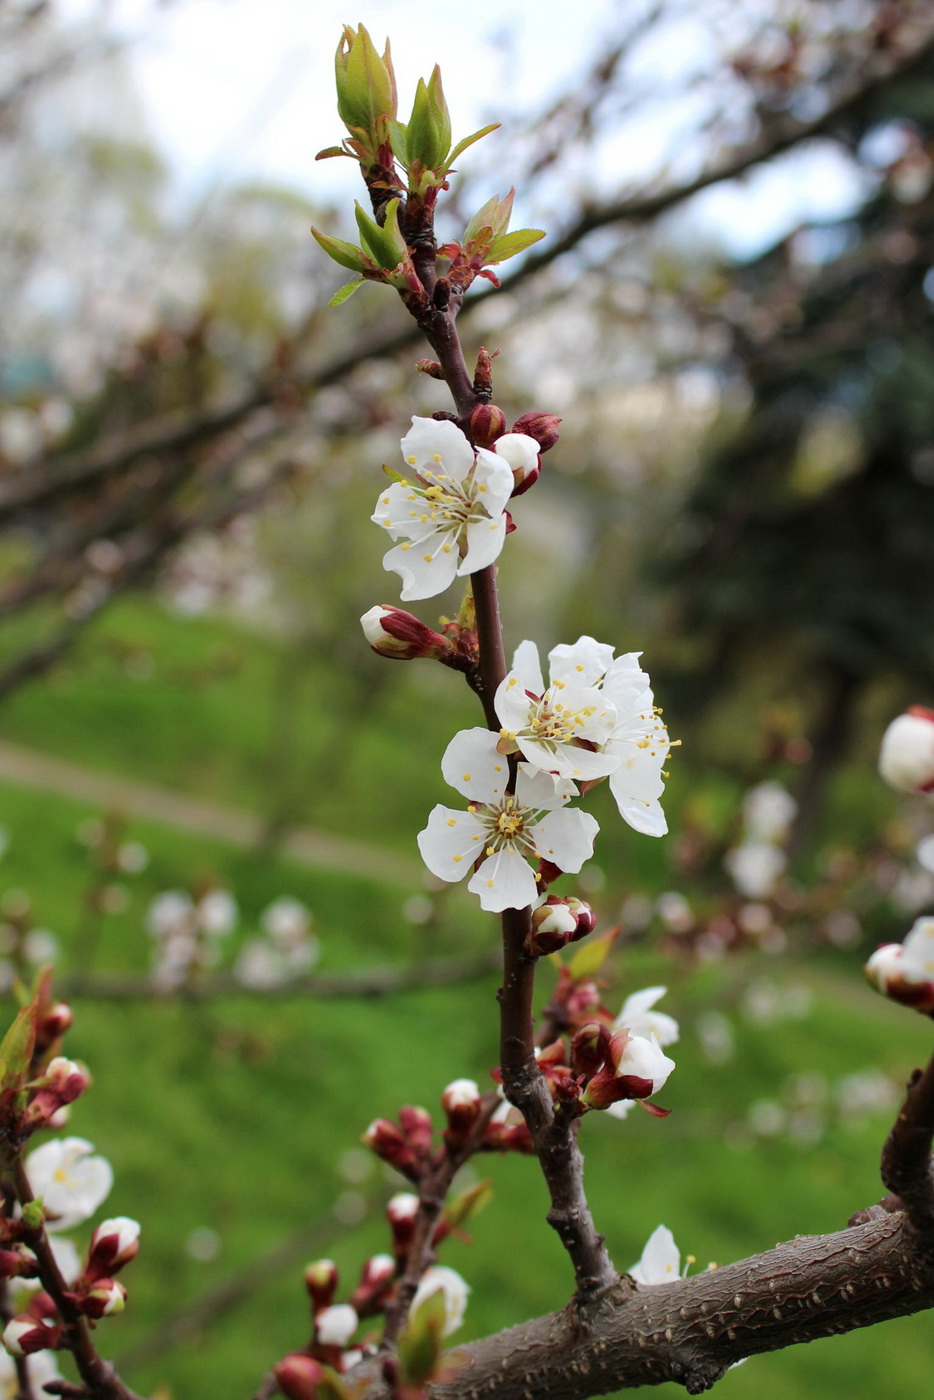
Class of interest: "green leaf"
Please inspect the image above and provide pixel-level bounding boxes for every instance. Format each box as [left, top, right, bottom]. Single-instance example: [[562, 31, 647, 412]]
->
[[398, 1288, 446, 1385], [568, 928, 618, 981], [354, 198, 406, 271], [381, 464, 410, 486], [328, 278, 365, 307], [488, 228, 546, 263], [443, 123, 501, 172], [441, 1177, 494, 1231], [315, 146, 350, 161], [388, 118, 410, 166], [0, 1001, 36, 1091], [310, 227, 368, 274]]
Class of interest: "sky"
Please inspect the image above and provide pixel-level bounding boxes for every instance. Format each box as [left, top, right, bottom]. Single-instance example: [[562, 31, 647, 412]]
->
[[59, 0, 868, 259]]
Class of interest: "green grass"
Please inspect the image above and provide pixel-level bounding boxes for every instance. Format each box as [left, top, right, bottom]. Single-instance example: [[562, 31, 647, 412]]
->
[[0, 597, 932, 1398]]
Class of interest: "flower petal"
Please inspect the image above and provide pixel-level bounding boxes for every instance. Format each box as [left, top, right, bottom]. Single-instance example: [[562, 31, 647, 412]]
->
[[510, 640, 545, 697], [548, 636, 615, 686], [383, 534, 460, 601], [467, 849, 539, 912], [630, 1225, 680, 1285], [441, 729, 511, 802], [460, 513, 507, 575], [472, 446, 515, 516], [401, 417, 475, 482], [417, 806, 485, 882], [533, 808, 599, 872]]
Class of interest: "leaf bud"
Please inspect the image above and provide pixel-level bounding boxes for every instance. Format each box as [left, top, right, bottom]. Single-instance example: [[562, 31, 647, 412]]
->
[[511, 411, 561, 454], [404, 67, 452, 172], [335, 26, 396, 135], [354, 198, 407, 272]]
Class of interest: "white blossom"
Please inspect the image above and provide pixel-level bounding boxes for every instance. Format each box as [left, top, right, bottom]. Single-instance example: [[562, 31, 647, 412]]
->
[[24, 1137, 113, 1230], [629, 1225, 680, 1285], [411, 1265, 470, 1336], [418, 729, 599, 912], [879, 709, 934, 794], [0, 1348, 61, 1395], [614, 987, 679, 1047], [497, 638, 672, 835], [372, 418, 513, 600]]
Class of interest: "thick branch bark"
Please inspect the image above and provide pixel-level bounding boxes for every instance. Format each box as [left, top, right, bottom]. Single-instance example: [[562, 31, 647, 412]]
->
[[354, 1212, 934, 1400]]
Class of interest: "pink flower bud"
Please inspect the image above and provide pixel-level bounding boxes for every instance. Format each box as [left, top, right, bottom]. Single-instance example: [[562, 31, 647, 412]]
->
[[85, 1217, 140, 1281], [528, 897, 596, 955], [493, 433, 541, 497], [360, 606, 450, 662], [304, 1258, 339, 1311], [387, 1192, 419, 1253], [362, 1119, 417, 1176], [511, 411, 561, 453], [3, 1315, 57, 1356], [879, 707, 934, 794], [35, 1002, 73, 1054], [80, 1279, 126, 1318], [469, 404, 507, 447], [397, 1105, 434, 1154], [26, 1058, 92, 1127], [350, 1253, 395, 1311], [441, 1078, 481, 1140], [274, 1353, 325, 1400]]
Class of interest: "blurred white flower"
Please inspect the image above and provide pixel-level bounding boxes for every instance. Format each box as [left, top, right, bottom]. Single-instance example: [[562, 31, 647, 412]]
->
[[25, 1138, 112, 1230], [411, 1265, 470, 1336]]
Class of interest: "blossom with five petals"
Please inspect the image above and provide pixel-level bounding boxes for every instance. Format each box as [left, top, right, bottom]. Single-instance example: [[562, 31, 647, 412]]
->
[[500, 637, 672, 835], [417, 728, 599, 912], [495, 642, 619, 784], [372, 418, 513, 600], [24, 1138, 112, 1231]]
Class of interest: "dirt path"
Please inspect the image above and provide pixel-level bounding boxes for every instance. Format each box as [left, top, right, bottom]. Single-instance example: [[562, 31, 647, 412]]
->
[[0, 740, 421, 886]]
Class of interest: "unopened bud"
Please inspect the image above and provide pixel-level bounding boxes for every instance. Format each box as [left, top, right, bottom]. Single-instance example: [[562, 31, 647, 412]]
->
[[361, 606, 450, 662], [2, 1315, 57, 1356], [570, 1022, 610, 1079], [441, 1078, 481, 1139], [351, 1253, 395, 1311], [362, 1118, 418, 1176], [305, 1258, 339, 1311], [35, 1002, 73, 1053], [879, 707, 934, 794], [469, 404, 507, 447], [274, 1352, 325, 1400], [511, 411, 561, 454], [26, 1057, 91, 1127], [865, 917, 934, 1014], [493, 433, 541, 498], [86, 1217, 140, 1281], [315, 1303, 358, 1347], [335, 25, 396, 135], [397, 1105, 434, 1154], [387, 1192, 420, 1253], [81, 1279, 126, 1318], [528, 897, 596, 955]]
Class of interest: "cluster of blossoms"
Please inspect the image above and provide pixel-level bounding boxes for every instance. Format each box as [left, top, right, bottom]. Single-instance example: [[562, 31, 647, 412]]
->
[[363, 416, 674, 915], [0, 983, 139, 1380], [724, 780, 798, 900], [147, 888, 319, 991], [146, 885, 239, 989], [273, 1107, 474, 1400], [234, 898, 320, 989]]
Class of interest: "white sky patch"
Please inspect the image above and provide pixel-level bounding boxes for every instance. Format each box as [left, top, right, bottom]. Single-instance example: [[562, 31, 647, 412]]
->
[[74, 0, 622, 199]]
